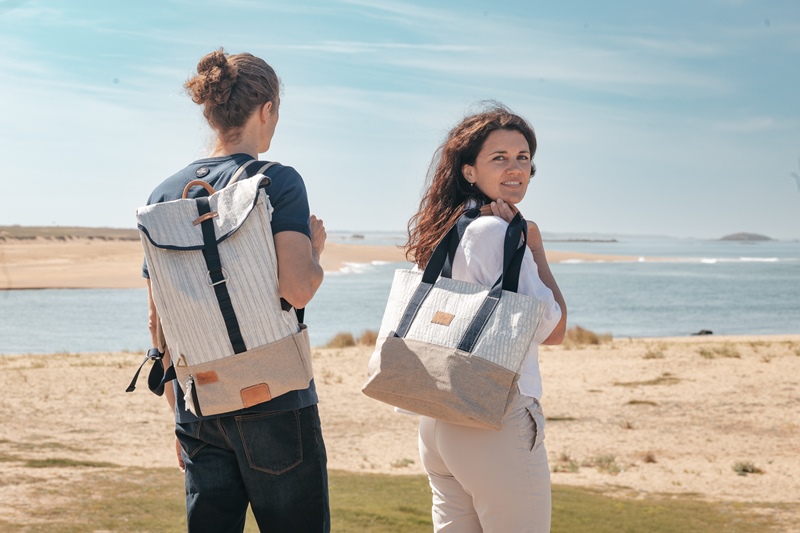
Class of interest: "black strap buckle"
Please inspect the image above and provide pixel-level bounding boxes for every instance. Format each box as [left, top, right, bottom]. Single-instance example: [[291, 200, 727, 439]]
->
[[126, 348, 174, 396]]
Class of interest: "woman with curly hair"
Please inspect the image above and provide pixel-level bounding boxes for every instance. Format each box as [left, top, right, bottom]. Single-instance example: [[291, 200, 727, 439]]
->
[[407, 103, 567, 532]]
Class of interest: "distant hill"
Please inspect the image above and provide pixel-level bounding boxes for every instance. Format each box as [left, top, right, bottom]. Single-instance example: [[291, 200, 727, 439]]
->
[[0, 226, 139, 241], [719, 232, 772, 241]]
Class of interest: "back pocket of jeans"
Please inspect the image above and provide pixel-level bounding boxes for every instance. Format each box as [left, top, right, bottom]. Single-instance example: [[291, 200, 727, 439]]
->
[[235, 410, 303, 475]]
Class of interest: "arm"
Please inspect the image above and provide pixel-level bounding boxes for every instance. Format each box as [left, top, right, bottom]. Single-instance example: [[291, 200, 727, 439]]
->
[[147, 279, 184, 472], [488, 198, 567, 344], [526, 221, 567, 345], [274, 215, 326, 309]]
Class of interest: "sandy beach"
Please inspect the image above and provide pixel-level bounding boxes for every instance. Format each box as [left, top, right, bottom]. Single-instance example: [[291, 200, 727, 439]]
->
[[0, 337, 798, 528], [2, 227, 798, 529], [0, 233, 640, 290]]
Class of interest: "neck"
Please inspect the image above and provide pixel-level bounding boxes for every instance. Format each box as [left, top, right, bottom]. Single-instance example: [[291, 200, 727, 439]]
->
[[210, 140, 258, 159], [209, 114, 263, 158]]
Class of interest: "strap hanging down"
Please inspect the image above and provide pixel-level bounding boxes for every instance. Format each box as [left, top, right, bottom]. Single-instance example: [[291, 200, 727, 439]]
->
[[196, 196, 248, 354]]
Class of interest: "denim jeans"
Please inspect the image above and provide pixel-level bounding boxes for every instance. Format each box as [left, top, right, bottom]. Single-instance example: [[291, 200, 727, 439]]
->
[[175, 404, 330, 532]]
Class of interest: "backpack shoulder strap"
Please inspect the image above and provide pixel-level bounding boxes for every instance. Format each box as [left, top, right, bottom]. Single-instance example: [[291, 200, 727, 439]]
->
[[228, 160, 280, 186]]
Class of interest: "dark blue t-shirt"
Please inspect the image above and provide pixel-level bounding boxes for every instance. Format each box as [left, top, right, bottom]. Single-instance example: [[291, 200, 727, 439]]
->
[[142, 153, 318, 423]]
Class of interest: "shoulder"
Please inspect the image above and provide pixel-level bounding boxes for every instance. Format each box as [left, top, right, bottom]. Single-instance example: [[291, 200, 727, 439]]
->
[[266, 163, 305, 188], [462, 215, 508, 247], [147, 156, 247, 204], [262, 163, 308, 204]]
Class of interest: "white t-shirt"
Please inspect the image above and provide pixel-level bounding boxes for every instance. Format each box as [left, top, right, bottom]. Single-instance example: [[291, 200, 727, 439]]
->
[[451, 215, 562, 400]]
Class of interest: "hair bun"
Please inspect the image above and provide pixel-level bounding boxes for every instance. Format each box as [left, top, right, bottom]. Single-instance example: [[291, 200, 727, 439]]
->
[[186, 48, 238, 106]]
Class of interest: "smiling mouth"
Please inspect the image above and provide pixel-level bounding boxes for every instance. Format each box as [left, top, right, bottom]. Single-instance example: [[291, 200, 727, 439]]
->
[[501, 181, 522, 186]]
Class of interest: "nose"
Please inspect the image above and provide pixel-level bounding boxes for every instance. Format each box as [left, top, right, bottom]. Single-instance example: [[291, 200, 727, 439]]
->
[[507, 159, 525, 175]]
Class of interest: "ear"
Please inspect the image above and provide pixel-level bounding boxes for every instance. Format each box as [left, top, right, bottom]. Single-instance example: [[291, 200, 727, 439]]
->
[[260, 101, 273, 123], [462, 164, 474, 184]]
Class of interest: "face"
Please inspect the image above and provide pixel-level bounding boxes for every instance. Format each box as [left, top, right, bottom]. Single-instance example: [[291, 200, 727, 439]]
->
[[461, 129, 532, 205], [258, 98, 280, 153]]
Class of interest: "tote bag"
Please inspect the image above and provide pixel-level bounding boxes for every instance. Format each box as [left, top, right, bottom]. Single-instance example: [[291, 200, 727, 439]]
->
[[362, 208, 546, 430]]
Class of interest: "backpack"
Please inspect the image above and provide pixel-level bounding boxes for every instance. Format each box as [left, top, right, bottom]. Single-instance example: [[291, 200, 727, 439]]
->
[[127, 160, 313, 417]]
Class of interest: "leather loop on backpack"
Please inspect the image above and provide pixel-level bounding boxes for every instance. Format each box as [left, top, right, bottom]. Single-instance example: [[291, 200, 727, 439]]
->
[[182, 180, 216, 198]]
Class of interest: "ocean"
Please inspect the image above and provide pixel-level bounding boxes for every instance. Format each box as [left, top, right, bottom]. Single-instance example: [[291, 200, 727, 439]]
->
[[1, 234, 798, 355]]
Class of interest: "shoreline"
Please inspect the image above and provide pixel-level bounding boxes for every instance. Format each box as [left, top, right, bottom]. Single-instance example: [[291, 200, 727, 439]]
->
[[0, 237, 641, 290]]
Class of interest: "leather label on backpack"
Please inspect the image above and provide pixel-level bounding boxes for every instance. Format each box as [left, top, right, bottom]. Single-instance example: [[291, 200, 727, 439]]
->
[[195, 371, 219, 385], [241, 384, 272, 407], [431, 311, 455, 326]]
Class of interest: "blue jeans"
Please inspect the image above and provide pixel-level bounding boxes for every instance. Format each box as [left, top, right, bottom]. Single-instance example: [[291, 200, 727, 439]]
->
[[175, 404, 330, 532]]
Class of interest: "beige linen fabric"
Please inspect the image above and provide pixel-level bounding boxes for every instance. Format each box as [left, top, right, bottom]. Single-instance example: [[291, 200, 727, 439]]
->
[[363, 337, 518, 429], [173, 326, 313, 417], [418, 393, 551, 532]]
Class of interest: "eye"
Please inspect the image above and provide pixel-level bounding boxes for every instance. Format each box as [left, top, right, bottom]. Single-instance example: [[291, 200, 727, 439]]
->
[[517, 154, 530, 161], [493, 155, 506, 161]]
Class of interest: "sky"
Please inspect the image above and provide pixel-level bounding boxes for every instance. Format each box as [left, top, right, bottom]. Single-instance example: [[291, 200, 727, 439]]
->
[[1, 0, 799, 239]]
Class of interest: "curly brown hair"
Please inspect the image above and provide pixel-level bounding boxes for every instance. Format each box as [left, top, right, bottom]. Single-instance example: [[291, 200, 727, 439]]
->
[[184, 48, 281, 145], [405, 103, 537, 267]]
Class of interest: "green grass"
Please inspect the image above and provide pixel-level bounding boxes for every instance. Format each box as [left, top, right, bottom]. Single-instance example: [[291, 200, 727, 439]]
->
[[0, 467, 784, 532]]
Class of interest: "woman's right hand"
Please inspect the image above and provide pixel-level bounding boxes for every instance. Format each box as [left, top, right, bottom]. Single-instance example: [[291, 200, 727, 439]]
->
[[488, 198, 519, 224], [309, 215, 326, 259]]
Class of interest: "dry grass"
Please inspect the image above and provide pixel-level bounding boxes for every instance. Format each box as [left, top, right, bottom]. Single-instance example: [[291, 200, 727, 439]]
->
[[732, 461, 764, 476], [358, 330, 379, 346], [698, 343, 741, 359], [562, 325, 612, 349], [325, 332, 357, 348], [582, 454, 623, 475], [614, 372, 680, 387], [324, 330, 378, 349]]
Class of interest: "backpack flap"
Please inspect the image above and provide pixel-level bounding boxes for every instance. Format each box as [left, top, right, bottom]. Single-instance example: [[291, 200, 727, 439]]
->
[[136, 176, 272, 250]]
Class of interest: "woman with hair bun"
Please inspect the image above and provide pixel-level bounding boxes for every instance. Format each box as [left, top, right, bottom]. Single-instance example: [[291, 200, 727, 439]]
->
[[407, 103, 567, 532], [142, 49, 329, 532]]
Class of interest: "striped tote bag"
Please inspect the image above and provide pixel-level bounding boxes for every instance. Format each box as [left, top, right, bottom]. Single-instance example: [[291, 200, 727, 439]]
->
[[362, 209, 546, 430]]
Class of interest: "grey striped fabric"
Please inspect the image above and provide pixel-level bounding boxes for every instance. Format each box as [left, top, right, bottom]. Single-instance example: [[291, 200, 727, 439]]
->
[[376, 269, 545, 373], [138, 177, 297, 365]]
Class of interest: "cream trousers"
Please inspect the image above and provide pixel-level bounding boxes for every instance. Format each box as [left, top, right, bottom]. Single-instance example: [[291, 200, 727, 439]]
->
[[418, 393, 551, 532]]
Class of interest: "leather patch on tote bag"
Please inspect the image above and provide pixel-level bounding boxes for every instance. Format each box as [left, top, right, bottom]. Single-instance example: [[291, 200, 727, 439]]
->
[[431, 311, 455, 326]]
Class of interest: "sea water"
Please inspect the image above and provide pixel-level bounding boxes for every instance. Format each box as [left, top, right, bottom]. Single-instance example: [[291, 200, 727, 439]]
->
[[1, 237, 798, 355]]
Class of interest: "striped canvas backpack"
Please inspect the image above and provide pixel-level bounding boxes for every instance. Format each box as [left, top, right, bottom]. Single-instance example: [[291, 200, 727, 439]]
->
[[127, 161, 313, 417]]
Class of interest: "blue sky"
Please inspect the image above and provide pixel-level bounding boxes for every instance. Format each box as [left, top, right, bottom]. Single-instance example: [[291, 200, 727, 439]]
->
[[1, 0, 798, 239]]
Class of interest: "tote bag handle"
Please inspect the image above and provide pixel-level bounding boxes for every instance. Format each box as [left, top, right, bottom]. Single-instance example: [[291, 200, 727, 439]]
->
[[394, 209, 528, 352]]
